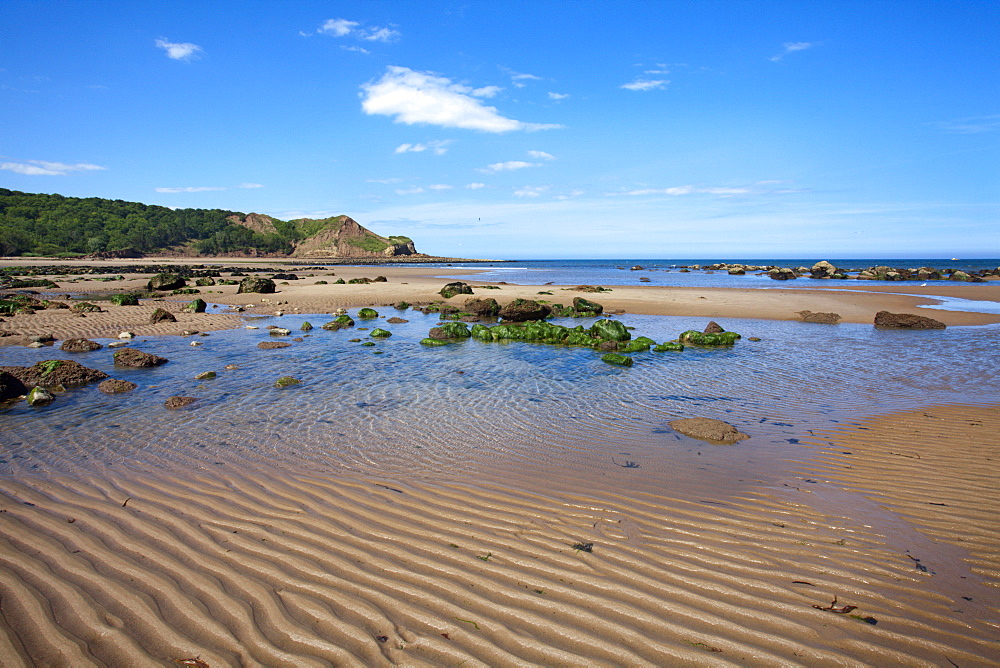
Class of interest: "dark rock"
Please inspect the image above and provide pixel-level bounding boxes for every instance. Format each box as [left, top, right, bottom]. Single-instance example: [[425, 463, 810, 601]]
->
[[147, 273, 186, 291], [703, 321, 725, 334], [60, 338, 103, 352], [98, 378, 137, 394], [150, 307, 176, 324], [164, 396, 197, 409], [440, 282, 474, 299], [668, 417, 749, 444], [110, 293, 140, 306], [797, 310, 841, 324], [464, 297, 501, 316], [809, 261, 840, 278], [768, 268, 797, 280], [0, 370, 28, 400], [195, 277, 216, 286], [572, 296, 603, 316], [386, 317, 408, 324], [272, 273, 298, 281], [114, 348, 168, 367], [258, 341, 291, 349], [499, 298, 551, 322], [874, 311, 946, 329], [598, 340, 619, 351], [2, 360, 109, 387], [237, 277, 276, 294], [182, 299, 207, 313]]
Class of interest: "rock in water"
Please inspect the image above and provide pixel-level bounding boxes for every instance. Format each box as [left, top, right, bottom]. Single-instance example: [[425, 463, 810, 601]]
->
[[357, 308, 379, 319], [797, 310, 842, 324], [464, 297, 500, 316], [601, 353, 633, 367], [26, 386, 54, 406], [274, 376, 300, 388], [60, 338, 103, 352], [114, 348, 168, 367], [164, 396, 197, 409], [703, 321, 725, 334], [258, 341, 291, 349], [498, 299, 551, 322], [873, 311, 946, 329], [589, 319, 631, 342], [98, 378, 138, 394], [668, 417, 749, 444], [183, 298, 207, 313]]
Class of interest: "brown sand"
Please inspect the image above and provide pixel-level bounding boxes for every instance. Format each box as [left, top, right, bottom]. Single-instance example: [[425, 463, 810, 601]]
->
[[2, 259, 1000, 664]]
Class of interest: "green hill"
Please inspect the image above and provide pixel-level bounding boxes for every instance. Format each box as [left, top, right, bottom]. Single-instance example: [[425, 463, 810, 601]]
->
[[0, 189, 416, 258]]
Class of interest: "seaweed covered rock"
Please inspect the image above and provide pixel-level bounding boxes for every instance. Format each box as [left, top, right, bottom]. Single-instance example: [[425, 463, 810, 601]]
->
[[589, 319, 631, 342], [71, 301, 103, 313], [369, 328, 392, 338], [237, 276, 276, 294], [26, 386, 55, 406], [195, 277, 216, 286], [464, 297, 501, 316], [601, 353, 633, 367], [499, 299, 551, 322], [429, 322, 472, 340], [150, 307, 176, 324], [572, 296, 604, 316], [182, 298, 207, 313], [618, 336, 655, 353], [147, 273, 186, 291], [334, 314, 355, 327], [98, 378, 137, 394], [357, 308, 379, 319], [678, 330, 741, 346], [653, 342, 684, 352], [668, 417, 749, 444], [110, 293, 140, 306], [440, 282, 474, 299], [114, 348, 168, 367], [274, 376, 300, 388], [420, 338, 453, 346], [874, 311, 946, 329], [300, 321, 313, 331]]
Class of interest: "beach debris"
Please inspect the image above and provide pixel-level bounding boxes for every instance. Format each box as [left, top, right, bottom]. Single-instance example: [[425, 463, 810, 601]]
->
[[687, 641, 723, 653], [27, 341, 46, 348], [174, 658, 210, 668], [874, 311, 946, 329], [812, 596, 857, 614], [376, 635, 389, 643], [224, 364, 239, 370], [114, 348, 168, 367], [164, 396, 197, 409], [150, 307, 177, 324], [572, 542, 594, 552], [108, 341, 129, 348], [246, 325, 259, 330], [454, 617, 480, 630], [611, 457, 639, 468], [59, 339, 104, 353], [375, 483, 403, 493], [797, 310, 842, 324], [668, 417, 749, 444], [849, 614, 878, 625], [477, 552, 492, 562], [98, 378, 137, 394], [908, 555, 933, 574], [258, 341, 291, 349], [274, 376, 300, 388]]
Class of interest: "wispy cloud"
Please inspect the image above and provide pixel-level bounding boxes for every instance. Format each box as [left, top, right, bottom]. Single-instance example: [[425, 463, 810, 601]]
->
[[361, 66, 561, 133], [238, 182, 265, 189], [621, 78, 668, 92], [770, 41, 818, 62], [0, 160, 106, 176], [514, 185, 549, 198], [527, 150, 556, 160], [479, 160, 537, 173], [428, 184, 453, 191], [614, 181, 805, 197], [155, 38, 203, 62], [308, 18, 400, 42], [547, 92, 569, 100], [505, 69, 542, 88], [930, 114, 1000, 134], [394, 140, 452, 155], [367, 177, 403, 184], [466, 182, 486, 190], [395, 187, 425, 195]]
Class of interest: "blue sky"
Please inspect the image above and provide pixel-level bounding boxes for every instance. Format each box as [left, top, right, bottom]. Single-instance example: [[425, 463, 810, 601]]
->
[[1, 1, 997, 259]]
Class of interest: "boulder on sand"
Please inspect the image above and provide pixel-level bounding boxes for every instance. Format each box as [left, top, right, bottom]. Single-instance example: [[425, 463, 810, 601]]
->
[[668, 417, 749, 444], [60, 338, 103, 352], [237, 277, 276, 294], [150, 307, 176, 324], [797, 310, 842, 324], [873, 311, 946, 329]]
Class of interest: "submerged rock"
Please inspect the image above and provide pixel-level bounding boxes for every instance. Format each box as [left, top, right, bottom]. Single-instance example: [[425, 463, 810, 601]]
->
[[678, 330, 741, 346], [164, 396, 197, 409], [2, 360, 108, 387], [668, 417, 749, 444], [274, 376, 300, 388], [589, 319, 631, 342], [194, 371, 216, 380], [874, 311, 946, 329], [429, 322, 472, 340], [601, 353, 633, 367], [98, 378, 137, 394]]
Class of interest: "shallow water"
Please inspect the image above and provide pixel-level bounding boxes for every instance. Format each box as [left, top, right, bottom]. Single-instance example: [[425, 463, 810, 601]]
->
[[2, 309, 998, 498]]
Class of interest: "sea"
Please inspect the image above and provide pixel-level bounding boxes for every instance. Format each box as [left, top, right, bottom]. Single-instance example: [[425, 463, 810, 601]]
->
[[1, 258, 999, 494]]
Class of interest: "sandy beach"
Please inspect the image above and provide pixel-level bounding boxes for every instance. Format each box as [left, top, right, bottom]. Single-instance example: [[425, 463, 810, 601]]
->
[[2, 258, 999, 665]]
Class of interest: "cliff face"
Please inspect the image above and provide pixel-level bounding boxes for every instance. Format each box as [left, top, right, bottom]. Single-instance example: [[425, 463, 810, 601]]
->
[[227, 213, 278, 235], [290, 216, 417, 258]]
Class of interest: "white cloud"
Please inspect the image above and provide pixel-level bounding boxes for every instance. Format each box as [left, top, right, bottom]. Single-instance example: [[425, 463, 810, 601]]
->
[[428, 184, 454, 191], [770, 41, 818, 62], [506, 70, 542, 88], [0, 160, 106, 176], [312, 18, 399, 42], [342, 45, 371, 55], [514, 185, 549, 198], [394, 139, 452, 155], [471, 85, 502, 98], [479, 160, 537, 173], [395, 187, 425, 195], [931, 114, 1000, 134], [319, 19, 359, 36], [367, 177, 403, 184], [548, 92, 569, 100], [155, 186, 226, 193], [239, 183, 264, 189], [466, 182, 486, 190], [621, 78, 668, 91], [155, 38, 203, 62], [361, 66, 560, 133], [615, 181, 803, 197], [527, 150, 555, 160]]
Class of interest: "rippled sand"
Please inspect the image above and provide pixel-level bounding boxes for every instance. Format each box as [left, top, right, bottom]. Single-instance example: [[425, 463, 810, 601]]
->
[[1, 404, 998, 666]]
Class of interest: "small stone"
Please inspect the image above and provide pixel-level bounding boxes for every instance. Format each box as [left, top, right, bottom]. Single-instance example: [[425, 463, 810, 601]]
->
[[258, 341, 291, 349], [224, 364, 240, 370], [189, 341, 202, 346], [108, 341, 129, 348], [98, 379, 137, 394], [269, 327, 291, 336], [27, 342, 45, 348], [118, 332, 134, 339], [274, 376, 300, 388], [668, 417, 749, 444], [26, 386, 54, 406], [164, 396, 197, 409], [195, 371, 216, 380]]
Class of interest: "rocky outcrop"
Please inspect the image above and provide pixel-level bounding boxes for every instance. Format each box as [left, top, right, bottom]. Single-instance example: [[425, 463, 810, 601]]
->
[[768, 268, 797, 280], [874, 311, 946, 329], [1, 360, 108, 387], [668, 417, 749, 444], [227, 212, 279, 235], [499, 299, 551, 322], [797, 310, 841, 324], [464, 297, 500, 316], [147, 273, 186, 291], [237, 277, 276, 294], [290, 216, 418, 258]]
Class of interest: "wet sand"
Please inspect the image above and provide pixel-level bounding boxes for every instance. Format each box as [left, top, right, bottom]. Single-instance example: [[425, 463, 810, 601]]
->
[[2, 258, 999, 664]]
